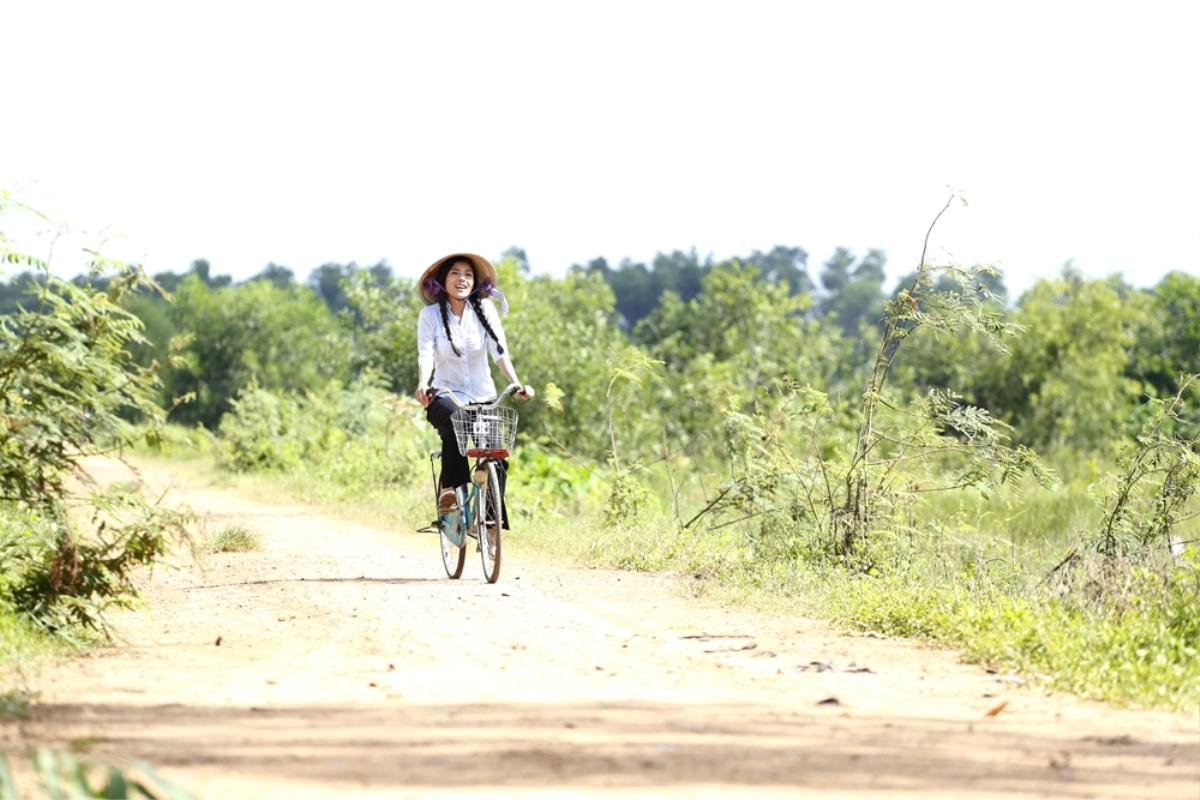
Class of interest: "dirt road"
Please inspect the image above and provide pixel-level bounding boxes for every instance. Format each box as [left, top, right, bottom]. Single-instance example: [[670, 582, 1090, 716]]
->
[[3, 458, 1197, 798]]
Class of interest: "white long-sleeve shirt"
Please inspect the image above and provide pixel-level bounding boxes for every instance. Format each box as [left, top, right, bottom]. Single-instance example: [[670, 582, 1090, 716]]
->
[[417, 299, 509, 402]]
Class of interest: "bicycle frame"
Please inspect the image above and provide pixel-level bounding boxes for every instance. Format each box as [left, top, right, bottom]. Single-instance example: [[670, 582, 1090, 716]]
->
[[425, 450, 498, 542]]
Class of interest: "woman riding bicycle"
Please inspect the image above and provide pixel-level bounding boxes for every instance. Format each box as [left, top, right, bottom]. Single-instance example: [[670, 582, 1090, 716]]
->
[[415, 253, 534, 533]]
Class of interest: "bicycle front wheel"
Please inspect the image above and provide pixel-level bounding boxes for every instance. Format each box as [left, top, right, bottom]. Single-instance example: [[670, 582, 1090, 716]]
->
[[478, 462, 502, 583]]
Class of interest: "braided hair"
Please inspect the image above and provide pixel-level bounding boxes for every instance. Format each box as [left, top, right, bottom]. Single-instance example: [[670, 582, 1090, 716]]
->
[[437, 294, 461, 357], [434, 259, 504, 358], [469, 294, 505, 356]]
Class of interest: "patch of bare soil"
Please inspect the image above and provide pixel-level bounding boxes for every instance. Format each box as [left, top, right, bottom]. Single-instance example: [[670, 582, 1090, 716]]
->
[[2, 457, 1197, 798]]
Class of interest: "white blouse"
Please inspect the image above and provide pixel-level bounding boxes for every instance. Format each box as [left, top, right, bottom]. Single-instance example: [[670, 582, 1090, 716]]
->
[[417, 299, 509, 402]]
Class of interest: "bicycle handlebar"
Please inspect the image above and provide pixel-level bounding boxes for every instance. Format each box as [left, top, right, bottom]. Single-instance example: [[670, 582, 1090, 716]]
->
[[430, 383, 526, 409]]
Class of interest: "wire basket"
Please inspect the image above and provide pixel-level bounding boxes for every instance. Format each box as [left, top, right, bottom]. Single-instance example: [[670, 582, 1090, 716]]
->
[[451, 405, 518, 459]]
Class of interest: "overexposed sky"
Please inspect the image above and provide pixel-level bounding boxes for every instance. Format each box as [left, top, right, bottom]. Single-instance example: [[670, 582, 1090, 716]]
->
[[2, 0, 1197, 297]]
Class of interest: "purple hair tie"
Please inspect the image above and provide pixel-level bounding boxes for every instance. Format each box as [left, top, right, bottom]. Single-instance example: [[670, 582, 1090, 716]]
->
[[479, 280, 510, 314]]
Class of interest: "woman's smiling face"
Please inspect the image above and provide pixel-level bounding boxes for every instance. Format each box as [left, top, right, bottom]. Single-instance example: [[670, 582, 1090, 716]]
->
[[444, 261, 475, 301]]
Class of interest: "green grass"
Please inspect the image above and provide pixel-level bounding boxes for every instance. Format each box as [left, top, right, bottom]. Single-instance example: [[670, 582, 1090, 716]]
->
[[207, 524, 261, 553], [138, 432, 1200, 713], [504, 473, 1200, 711], [818, 564, 1200, 710]]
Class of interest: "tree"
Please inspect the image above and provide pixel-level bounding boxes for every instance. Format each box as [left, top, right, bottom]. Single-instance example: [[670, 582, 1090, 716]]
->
[[0, 271, 44, 316], [651, 249, 707, 304], [585, 246, 814, 332], [743, 245, 813, 295], [604, 259, 659, 329], [251, 262, 295, 288], [166, 276, 352, 426], [818, 248, 888, 336], [340, 270, 426, 393], [689, 195, 1040, 562], [308, 263, 352, 313], [501, 246, 530, 274], [499, 259, 639, 460], [634, 261, 845, 447], [984, 269, 1150, 453], [1131, 271, 1200, 398], [153, 258, 231, 292]]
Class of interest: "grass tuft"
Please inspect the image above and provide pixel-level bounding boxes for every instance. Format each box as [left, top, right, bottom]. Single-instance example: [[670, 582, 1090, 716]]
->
[[207, 525, 261, 553]]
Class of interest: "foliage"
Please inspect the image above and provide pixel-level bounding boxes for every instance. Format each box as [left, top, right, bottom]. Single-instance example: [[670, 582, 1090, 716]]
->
[[5, 490, 188, 634], [500, 260, 652, 461], [339, 267, 425, 393], [987, 269, 1149, 452], [832, 201, 1040, 555], [166, 274, 352, 427], [825, 551, 1200, 710], [216, 376, 428, 496], [119, 291, 176, 372], [1, 199, 189, 637], [1089, 374, 1200, 561], [0, 748, 197, 800], [505, 443, 605, 520], [0, 262, 165, 515], [580, 246, 814, 331], [691, 197, 1044, 562], [817, 246, 888, 336], [603, 470, 653, 528], [1130, 271, 1200, 434], [634, 260, 848, 450], [0, 599, 48, 719]]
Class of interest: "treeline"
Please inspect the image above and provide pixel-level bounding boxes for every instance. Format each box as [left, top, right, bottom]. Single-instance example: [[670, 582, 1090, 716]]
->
[[1, 246, 1196, 460]]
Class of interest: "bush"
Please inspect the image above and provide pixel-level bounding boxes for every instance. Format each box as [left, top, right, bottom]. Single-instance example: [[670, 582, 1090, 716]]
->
[[1, 213, 188, 637], [1, 489, 189, 635], [216, 377, 428, 497]]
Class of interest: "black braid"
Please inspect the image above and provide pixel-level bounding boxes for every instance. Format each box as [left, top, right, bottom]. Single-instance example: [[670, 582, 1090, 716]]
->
[[438, 295, 461, 357], [469, 294, 505, 356]]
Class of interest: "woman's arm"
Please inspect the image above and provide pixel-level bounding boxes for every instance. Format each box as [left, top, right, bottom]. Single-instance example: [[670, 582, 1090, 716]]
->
[[485, 301, 534, 399], [496, 355, 535, 400]]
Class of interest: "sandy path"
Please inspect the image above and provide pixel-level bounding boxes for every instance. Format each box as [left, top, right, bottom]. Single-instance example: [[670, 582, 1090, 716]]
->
[[2, 457, 1197, 799]]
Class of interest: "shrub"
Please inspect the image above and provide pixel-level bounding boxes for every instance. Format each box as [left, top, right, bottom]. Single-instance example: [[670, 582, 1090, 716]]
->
[[215, 376, 428, 496], [1, 206, 188, 636]]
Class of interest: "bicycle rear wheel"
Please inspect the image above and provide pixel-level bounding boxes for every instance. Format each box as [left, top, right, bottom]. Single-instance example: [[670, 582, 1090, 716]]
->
[[438, 491, 466, 579], [478, 462, 502, 583]]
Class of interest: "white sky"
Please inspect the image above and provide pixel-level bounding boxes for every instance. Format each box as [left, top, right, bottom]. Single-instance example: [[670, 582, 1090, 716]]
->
[[2, 0, 1197, 298]]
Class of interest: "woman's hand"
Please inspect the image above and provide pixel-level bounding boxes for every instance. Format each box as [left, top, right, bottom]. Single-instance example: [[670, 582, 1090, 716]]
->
[[517, 384, 536, 400], [416, 386, 431, 408]]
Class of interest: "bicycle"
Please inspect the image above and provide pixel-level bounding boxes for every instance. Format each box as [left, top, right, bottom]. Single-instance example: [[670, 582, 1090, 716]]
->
[[420, 383, 521, 583]]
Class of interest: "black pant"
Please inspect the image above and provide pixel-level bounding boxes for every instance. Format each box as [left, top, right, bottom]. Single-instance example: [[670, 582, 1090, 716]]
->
[[426, 394, 509, 529]]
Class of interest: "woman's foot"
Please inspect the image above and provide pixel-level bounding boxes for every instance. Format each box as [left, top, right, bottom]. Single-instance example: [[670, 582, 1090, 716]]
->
[[438, 488, 457, 514]]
